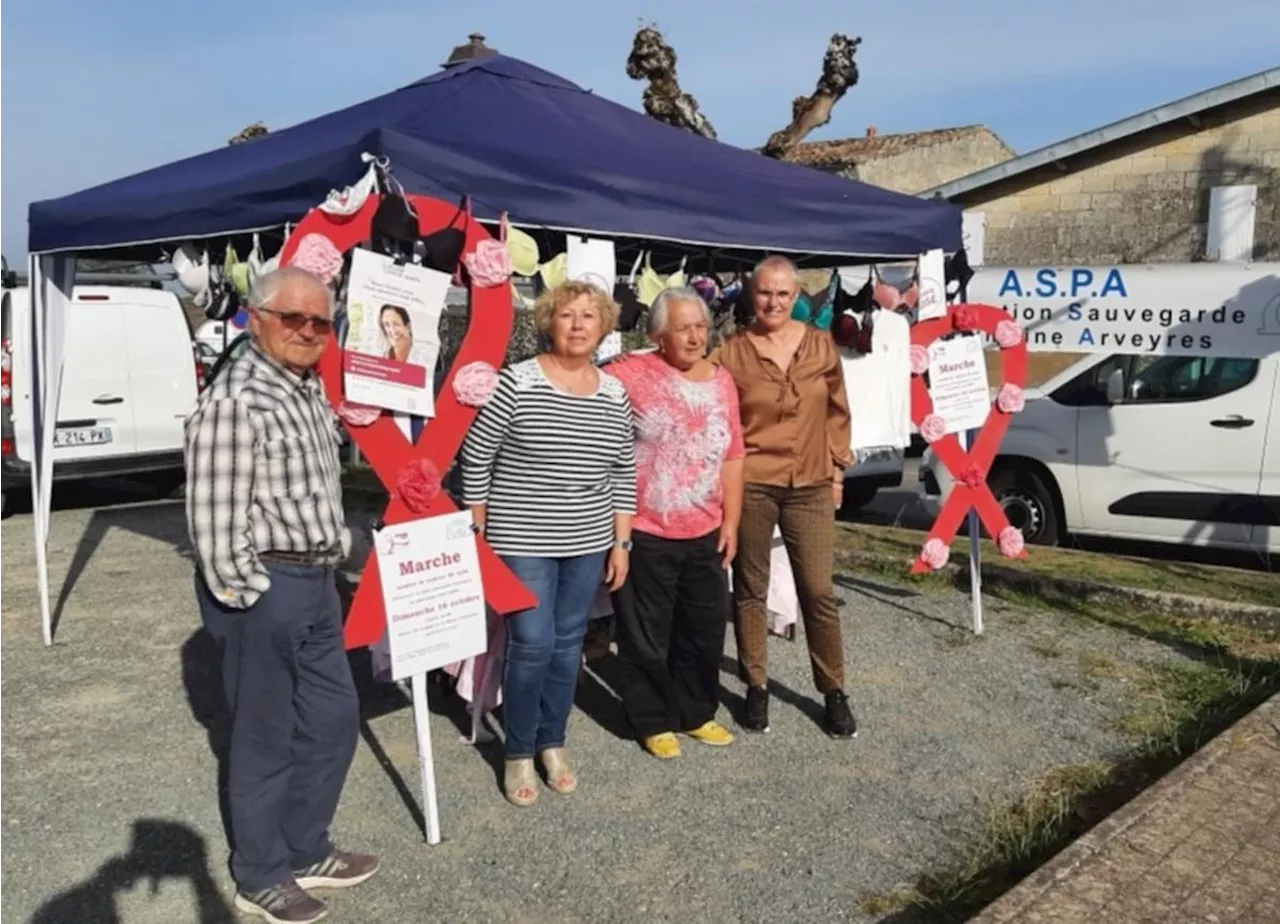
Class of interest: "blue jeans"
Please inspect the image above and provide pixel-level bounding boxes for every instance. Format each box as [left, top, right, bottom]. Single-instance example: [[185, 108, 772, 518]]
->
[[500, 552, 607, 759]]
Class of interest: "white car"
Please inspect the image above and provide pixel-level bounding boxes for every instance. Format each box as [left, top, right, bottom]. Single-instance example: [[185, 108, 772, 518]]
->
[[918, 351, 1280, 553], [2, 284, 202, 513]]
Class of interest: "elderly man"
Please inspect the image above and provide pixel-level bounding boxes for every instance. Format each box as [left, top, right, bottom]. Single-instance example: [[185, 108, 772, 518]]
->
[[715, 255, 857, 740], [186, 267, 377, 923]]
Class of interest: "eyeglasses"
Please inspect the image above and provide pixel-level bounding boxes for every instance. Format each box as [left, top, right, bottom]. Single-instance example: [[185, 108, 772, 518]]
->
[[256, 306, 333, 335]]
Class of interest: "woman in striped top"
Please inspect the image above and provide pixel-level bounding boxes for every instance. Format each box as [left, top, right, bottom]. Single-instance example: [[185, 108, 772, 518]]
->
[[461, 280, 637, 807]]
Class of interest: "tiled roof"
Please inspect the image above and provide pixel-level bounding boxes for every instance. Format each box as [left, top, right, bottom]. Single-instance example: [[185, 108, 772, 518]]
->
[[783, 126, 1005, 167]]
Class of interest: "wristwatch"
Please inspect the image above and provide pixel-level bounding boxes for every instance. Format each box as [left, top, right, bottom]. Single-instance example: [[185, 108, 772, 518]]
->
[[615, 539, 633, 551]]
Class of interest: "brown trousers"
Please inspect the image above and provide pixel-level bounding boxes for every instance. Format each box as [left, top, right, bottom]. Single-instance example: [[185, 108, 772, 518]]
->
[[732, 482, 845, 694]]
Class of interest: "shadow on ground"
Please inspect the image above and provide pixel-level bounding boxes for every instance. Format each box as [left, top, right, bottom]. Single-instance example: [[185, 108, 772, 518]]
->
[[29, 819, 234, 924]]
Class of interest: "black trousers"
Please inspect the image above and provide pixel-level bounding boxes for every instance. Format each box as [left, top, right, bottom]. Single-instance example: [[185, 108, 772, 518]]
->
[[612, 529, 729, 738], [195, 564, 359, 892]]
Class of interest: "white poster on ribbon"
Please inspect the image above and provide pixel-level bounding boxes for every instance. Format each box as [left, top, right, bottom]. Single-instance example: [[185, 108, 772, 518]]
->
[[373, 511, 487, 681], [917, 248, 947, 320], [343, 248, 449, 417], [927, 334, 990, 435], [567, 237, 617, 293]]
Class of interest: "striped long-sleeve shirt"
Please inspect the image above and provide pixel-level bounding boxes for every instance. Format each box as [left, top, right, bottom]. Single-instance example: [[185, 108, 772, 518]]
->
[[184, 342, 349, 609], [460, 358, 637, 557]]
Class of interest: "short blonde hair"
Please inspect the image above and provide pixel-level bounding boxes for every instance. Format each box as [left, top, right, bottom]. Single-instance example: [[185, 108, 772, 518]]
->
[[532, 280, 620, 336]]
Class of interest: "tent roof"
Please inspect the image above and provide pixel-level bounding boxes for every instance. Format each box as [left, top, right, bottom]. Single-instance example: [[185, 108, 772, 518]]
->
[[28, 55, 960, 261]]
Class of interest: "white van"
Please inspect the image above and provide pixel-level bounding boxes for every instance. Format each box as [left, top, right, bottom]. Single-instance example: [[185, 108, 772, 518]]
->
[[918, 352, 1280, 553], [1, 285, 202, 513]]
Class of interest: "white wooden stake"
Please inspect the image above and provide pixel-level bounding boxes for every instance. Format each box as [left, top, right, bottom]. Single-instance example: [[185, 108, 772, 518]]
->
[[410, 672, 442, 845]]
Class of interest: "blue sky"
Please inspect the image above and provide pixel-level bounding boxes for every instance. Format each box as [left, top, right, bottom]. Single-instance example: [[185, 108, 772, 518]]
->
[[3, 0, 1278, 259]]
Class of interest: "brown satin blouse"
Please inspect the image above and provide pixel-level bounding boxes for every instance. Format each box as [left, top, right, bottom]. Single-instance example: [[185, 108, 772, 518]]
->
[[714, 327, 853, 487]]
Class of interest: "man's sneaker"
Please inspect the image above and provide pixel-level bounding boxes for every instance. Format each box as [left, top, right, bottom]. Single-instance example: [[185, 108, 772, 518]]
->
[[683, 720, 735, 746], [742, 685, 770, 732], [824, 690, 858, 739], [234, 883, 328, 924], [294, 851, 381, 891]]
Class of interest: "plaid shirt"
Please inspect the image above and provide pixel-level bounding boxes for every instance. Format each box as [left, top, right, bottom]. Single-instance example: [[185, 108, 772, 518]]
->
[[184, 342, 349, 609]]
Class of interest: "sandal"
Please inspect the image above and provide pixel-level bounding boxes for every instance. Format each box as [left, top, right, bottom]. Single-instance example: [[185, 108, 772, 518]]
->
[[538, 747, 578, 794], [504, 758, 538, 807]]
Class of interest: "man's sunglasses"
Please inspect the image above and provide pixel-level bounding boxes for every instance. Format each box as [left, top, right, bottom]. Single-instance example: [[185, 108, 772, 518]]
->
[[256, 306, 333, 334]]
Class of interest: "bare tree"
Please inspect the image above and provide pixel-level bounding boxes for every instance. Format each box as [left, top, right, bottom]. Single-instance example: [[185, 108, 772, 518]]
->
[[625, 25, 717, 140], [228, 122, 269, 146], [761, 34, 861, 159]]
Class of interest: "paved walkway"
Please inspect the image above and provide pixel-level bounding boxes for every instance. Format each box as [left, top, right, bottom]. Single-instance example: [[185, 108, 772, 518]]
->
[[974, 694, 1280, 924]]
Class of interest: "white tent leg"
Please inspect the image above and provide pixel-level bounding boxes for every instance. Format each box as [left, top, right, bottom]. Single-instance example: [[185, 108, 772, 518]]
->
[[28, 254, 75, 646]]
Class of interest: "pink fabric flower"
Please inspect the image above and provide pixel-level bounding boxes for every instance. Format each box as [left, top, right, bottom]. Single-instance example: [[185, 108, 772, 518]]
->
[[336, 400, 381, 427], [396, 458, 442, 514], [996, 383, 1025, 414], [998, 526, 1026, 557], [953, 305, 981, 331], [920, 413, 948, 443], [288, 233, 344, 286], [462, 239, 512, 288], [452, 361, 500, 407], [958, 463, 985, 490], [909, 344, 930, 376], [994, 319, 1024, 348], [918, 538, 950, 571]]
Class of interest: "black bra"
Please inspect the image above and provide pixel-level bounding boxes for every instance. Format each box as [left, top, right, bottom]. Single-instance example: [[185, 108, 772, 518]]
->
[[370, 193, 468, 276]]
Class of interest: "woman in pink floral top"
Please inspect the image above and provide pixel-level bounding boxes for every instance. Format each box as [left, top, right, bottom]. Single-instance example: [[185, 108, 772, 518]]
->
[[606, 287, 745, 759]]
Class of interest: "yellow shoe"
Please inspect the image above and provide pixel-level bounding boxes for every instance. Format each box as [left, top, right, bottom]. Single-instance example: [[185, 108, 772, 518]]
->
[[684, 721, 734, 747], [642, 732, 681, 759]]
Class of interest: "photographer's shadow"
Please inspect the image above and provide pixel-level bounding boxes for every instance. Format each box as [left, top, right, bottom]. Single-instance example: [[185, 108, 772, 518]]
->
[[30, 819, 234, 924]]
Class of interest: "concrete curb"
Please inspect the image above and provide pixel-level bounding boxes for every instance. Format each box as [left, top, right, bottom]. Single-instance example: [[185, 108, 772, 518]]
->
[[968, 693, 1280, 923], [834, 547, 1280, 633]]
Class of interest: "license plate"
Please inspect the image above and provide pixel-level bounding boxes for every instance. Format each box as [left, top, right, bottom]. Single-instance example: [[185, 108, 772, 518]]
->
[[54, 426, 113, 448]]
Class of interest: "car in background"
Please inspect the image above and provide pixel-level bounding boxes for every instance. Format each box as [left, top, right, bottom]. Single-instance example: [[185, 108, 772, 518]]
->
[[842, 445, 903, 514], [2, 284, 202, 515], [917, 351, 1280, 553]]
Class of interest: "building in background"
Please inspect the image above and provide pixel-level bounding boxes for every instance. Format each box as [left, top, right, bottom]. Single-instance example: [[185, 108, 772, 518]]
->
[[923, 68, 1280, 266], [784, 126, 1014, 195]]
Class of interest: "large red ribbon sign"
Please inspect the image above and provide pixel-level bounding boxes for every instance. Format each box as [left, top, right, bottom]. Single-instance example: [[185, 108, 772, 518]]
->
[[279, 194, 538, 649], [910, 303, 1030, 573]]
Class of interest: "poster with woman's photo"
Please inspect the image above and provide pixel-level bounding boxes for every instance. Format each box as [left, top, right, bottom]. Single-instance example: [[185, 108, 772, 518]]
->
[[343, 248, 449, 416]]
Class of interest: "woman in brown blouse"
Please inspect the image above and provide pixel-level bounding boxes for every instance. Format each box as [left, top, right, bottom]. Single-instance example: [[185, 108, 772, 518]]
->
[[714, 255, 857, 739]]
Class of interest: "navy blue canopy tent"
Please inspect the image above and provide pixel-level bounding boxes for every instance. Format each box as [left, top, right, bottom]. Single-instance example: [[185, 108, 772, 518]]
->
[[29, 55, 959, 261], [22, 53, 960, 646]]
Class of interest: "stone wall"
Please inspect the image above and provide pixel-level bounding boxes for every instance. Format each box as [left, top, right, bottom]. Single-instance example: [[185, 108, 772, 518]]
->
[[852, 132, 1015, 195], [958, 91, 1280, 265]]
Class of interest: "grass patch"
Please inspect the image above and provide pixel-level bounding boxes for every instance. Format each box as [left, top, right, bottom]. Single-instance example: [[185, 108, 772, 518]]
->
[[864, 651, 1280, 922], [835, 523, 1280, 609], [1027, 639, 1065, 659]]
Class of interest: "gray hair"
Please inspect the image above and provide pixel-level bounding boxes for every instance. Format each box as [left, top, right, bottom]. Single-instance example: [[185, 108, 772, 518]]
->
[[750, 254, 799, 286], [248, 266, 336, 315], [647, 286, 711, 338]]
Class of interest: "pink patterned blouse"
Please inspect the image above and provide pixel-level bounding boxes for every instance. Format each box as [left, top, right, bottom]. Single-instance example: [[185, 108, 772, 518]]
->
[[608, 351, 745, 541]]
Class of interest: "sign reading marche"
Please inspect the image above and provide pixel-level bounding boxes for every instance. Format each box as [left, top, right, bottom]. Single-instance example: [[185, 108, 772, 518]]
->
[[374, 511, 487, 681], [966, 263, 1280, 357]]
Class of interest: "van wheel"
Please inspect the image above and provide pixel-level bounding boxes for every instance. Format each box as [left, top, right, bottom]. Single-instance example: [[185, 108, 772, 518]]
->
[[988, 467, 1060, 546], [840, 484, 878, 515]]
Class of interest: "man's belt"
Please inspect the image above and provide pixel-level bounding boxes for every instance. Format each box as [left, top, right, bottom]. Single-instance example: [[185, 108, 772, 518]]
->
[[259, 549, 342, 567]]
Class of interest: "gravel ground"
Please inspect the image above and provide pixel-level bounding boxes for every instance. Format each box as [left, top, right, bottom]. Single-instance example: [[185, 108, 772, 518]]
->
[[1, 495, 1195, 924]]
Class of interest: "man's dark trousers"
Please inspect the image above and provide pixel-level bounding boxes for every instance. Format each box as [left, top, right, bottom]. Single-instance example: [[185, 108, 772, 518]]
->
[[612, 529, 729, 738], [195, 563, 359, 892]]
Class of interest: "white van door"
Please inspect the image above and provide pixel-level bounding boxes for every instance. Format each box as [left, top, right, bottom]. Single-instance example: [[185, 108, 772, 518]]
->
[[1075, 353, 1270, 548], [56, 294, 139, 460], [1250, 359, 1280, 553], [123, 297, 198, 455]]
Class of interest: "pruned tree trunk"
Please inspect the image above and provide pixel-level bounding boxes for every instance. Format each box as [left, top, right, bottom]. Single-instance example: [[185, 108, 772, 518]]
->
[[228, 122, 269, 145], [626, 26, 717, 140], [761, 34, 861, 159]]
